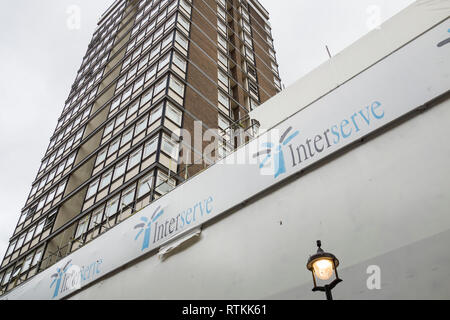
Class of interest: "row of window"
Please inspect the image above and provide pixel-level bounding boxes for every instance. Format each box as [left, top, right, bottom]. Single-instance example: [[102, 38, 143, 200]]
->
[[94, 1, 126, 37], [133, 0, 178, 40], [84, 73, 184, 216], [33, 150, 75, 197], [106, 75, 184, 143], [6, 217, 48, 259], [226, 0, 280, 102], [77, 2, 124, 74], [55, 8, 183, 155], [39, 126, 84, 178], [85, 13, 122, 67], [98, 96, 182, 167], [63, 63, 105, 119], [31, 148, 74, 204], [135, 0, 191, 35], [127, 0, 178, 55], [64, 3, 125, 109], [119, 49, 187, 104], [48, 107, 90, 155], [65, 54, 105, 114], [56, 85, 97, 143], [217, 3, 260, 115], [77, 37, 114, 87], [26, 179, 68, 221], [102, 102, 163, 158], [0, 246, 45, 289], [93, 1, 126, 49], [110, 69, 170, 121], [123, 16, 188, 78], [86, 131, 179, 207], [32, 142, 77, 197], [235, 0, 280, 90], [59, 76, 98, 124], [75, 169, 176, 244], [118, 30, 185, 94], [237, 0, 273, 40], [64, 3, 123, 116]]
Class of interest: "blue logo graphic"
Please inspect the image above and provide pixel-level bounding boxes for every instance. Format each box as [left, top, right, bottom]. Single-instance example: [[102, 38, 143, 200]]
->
[[134, 205, 164, 251], [254, 127, 299, 178], [50, 260, 72, 299], [437, 28, 450, 47]]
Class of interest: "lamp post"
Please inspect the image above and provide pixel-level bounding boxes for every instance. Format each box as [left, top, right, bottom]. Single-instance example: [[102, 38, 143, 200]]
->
[[306, 240, 342, 300]]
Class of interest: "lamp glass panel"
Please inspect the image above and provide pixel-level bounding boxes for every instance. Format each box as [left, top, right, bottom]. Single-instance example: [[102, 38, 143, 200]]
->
[[313, 258, 334, 281]]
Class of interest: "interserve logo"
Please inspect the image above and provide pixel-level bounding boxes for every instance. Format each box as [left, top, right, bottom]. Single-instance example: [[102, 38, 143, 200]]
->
[[49, 258, 102, 299], [253, 126, 299, 179], [437, 28, 450, 48], [50, 260, 73, 299], [253, 101, 386, 180], [134, 205, 164, 251]]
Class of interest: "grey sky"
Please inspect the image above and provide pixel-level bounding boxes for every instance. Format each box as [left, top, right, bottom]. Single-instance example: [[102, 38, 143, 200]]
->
[[0, 0, 415, 260]]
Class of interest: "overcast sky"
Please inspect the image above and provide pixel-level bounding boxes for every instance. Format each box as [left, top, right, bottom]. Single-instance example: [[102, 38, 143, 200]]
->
[[0, 0, 415, 260]]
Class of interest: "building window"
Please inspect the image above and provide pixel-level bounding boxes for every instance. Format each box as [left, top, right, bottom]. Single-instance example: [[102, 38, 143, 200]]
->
[[25, 227, 35, 243], [18, 211, 27, 225], [121, 128, 134, 146], [56, 180, 67, 196], [11, 265, 22, 281], [158, 53, 171, 71], [5, 240, 17, 257], [161, 134, 179, 160], [135, 116, 148, 135], [111, 96, 121, 111], [218, 91, 230, 109], [166, 102, 183, 126], [138, 173, 154, 198], [121, 185, 136, 207], [218, 35, 227, 51], [128, 149, 142, 169], [149, 104, 163, 124], [218, 51, 228, 70], [218, 19, 227, 36], [175, 31, 189, 50], [169, 76, 184, 97], [108, 139, 120, 156], [154, 77, 167, 95], [248, 79, 259, 96], [31, 247, 44, 267], [144, 136, 159, 158], [218, 114, 231, 137], [104, 121, 114, 137], [141, 88, 153, 105], [86, 179, 100, 199], [35, 219, 45, 236], [96, 149, 107, 166], [105, 196, 120, 219], [128, 100, 139, 116], [37, 198, 45, 211], [155, 171, 176, 195], [2, 268, 12, 286], [75, 216, 89, 239], [113, 160, 127, 181], [218, 69, 229, 89], [22, 254, 33, 273], [99, 170, 113, 190], [89, 207, 104, 230], [173, 52, 187, 71], [16, 234, 26, 251]]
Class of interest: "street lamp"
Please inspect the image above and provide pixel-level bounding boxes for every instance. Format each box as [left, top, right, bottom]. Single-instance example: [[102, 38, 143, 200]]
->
[[306, 240, 342, 300]]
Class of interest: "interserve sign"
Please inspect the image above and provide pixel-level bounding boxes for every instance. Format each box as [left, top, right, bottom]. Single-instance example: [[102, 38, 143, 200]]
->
[[2, 20, 448, 300]]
